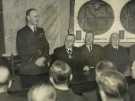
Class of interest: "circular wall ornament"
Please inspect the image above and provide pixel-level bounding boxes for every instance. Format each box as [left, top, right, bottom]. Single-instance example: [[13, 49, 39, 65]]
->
[[120, 0, 135, 34], [78, 0, 114, 35]]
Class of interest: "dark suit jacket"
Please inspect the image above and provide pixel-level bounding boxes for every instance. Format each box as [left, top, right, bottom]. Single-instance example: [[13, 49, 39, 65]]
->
[[52, 46, 83, 81], [16, 25, 49, 75], [56, 89, 86, 101], [79, 44, 105, 68], [83, 87, 101, 101], [126, 76, 135, 101], [104, 44, 130, 73], [129, 44, 135, 62], [84, 86, 130, 101], [69, 45, 104, 94], [0, 93, 26, 101]]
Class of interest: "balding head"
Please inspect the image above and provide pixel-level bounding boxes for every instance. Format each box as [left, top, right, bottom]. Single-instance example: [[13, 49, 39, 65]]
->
[[28, 84, 56, 101], [50, 60, 72, 85], [0, 66, 10, 85], [0, 58, 10, 87], [96, 60, 117, 78], [97, 70, 128, 98]]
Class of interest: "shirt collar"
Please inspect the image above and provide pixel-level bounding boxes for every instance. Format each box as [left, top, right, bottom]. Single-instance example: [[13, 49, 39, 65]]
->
[[28, 25, 35, 32]]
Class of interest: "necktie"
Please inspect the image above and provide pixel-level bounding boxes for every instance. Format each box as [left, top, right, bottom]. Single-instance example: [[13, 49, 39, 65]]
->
[[67, 49, 72, 58], [90, 46, 92, 52], [34, 27, 37, 32], [87, 46, 92, 52]]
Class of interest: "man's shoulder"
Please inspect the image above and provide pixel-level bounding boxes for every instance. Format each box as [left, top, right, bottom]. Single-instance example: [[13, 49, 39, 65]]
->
[[17, 26, 30, 36], [103, 44, 112, 51], [0, 93, 26, 101], [54, 46, 65, 53], [94, 44, 103, 48], [119, 45, 129, 50], [56, 89, 85, 101], [37, 27, 44, 31], [55, 46, 65, 50], [18, 26, 28, 32], [104, 44, 110, 48], [79, 45, 86, 50], [73, 46, 79, 50]]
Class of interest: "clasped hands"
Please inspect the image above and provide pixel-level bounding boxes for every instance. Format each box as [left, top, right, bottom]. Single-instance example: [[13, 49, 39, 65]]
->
[[35, 56, 46, 67], [83, 65, 95, 72]]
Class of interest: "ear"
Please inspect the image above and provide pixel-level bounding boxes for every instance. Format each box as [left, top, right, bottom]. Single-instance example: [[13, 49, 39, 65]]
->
[[70, 74, 73, 81], [8, 80, 12, 88], [49, 77, 54, 84], [26, 15, 30, 21]]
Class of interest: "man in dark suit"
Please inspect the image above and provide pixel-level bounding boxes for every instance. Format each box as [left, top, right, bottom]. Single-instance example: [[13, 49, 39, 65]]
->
[[16, 8, 49, 89], [71, 32, 104, 94], [52, 34, 81, 82], [79, 32, 104, 81], [79, 32, 104, 69], [126, 61, 135, 101], [104, 33, 130, 73]]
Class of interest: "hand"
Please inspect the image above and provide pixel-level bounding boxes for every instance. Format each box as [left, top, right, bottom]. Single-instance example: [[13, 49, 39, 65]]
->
[[83, 65, 95, 72], [35, 57, 46, 67], [83, 65, 90, 72]]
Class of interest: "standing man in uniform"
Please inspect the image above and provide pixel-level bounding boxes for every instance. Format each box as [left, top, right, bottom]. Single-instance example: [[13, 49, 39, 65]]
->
[[16, 8, 49, 89]]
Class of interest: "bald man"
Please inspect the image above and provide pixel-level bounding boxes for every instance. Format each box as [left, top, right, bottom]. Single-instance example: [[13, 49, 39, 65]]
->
[[28, 84, 56, 101]]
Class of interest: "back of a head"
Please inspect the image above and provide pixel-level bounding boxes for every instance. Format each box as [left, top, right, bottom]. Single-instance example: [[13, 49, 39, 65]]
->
[[50, 60, 72, 85], [97, 70, 128, 99], [0, 57, 10, 87], [96, 60, 117, 77], [28, 84, 56, 101]]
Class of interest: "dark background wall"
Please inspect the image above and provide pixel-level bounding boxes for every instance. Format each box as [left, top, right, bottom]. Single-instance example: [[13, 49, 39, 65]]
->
[[0, 0, 5, 54]]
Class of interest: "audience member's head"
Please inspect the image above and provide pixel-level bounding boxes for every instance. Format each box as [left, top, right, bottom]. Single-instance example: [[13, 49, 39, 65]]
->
[[28, 84, 56, 101], [26, 8, 39, 26], [97, 70, 128, 100], [0, 57, 11, 93], [96, 60, 117, 79], [109, 33, 120, 48], [85, 32, 94, 45], [64, 34, 75, 49], [50, 60, 72, 90]]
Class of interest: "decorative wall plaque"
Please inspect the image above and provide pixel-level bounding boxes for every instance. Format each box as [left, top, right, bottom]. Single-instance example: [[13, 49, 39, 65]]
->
[[120, 0, 135, 34], [78, 0, 114, 35]]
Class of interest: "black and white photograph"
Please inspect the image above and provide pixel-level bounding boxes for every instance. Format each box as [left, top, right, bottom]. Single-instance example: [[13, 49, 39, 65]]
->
[[0, 0, 135, 101]]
